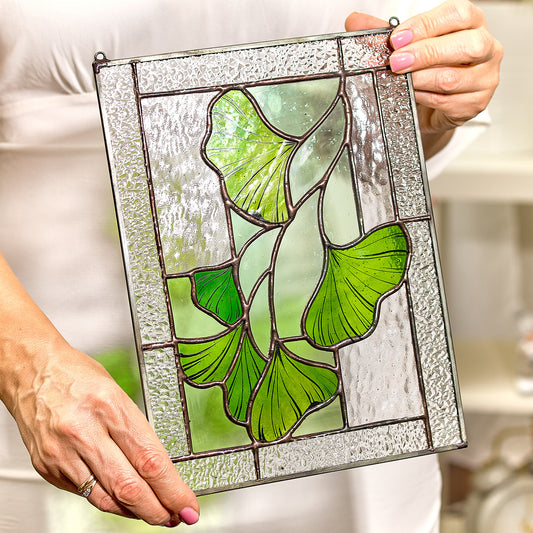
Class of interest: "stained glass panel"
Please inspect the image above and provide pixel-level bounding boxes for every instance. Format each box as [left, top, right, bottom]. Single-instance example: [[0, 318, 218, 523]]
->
[[94, 24, 465, 494]]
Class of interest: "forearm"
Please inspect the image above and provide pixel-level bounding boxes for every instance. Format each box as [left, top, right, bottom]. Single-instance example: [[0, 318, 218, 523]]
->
[[0, 252, 73, 414]]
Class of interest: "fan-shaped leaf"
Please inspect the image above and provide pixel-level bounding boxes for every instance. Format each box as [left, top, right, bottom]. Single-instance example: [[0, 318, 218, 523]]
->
[[179, 326, 242, 384], [226, 333, 266, 422], [250, 344, 338, 442], [305, 224, 409, 347], [205, 90, 297, 223], [193, 267, 242, 324]]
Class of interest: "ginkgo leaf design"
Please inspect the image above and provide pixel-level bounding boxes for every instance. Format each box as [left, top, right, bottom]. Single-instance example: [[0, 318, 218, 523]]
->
[[226, 333, 267, 422], [193, 267, 242, 325], [305, 224, 409, 347], [250, 343, 339, 442], [205, 90, 297, 223], [179, 325, 243, 384]]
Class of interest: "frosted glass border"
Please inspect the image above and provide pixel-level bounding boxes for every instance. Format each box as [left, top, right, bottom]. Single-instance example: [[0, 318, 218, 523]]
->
[[377, 70, 429, 219], [137, 39, 340, 94], [95, 66, 171, 346], [176, 450, 257, 494], [259, 420, 428, 479], [341, 33, 392, 70], [143, 348, 187, 457], [406, 221, 463, 448]]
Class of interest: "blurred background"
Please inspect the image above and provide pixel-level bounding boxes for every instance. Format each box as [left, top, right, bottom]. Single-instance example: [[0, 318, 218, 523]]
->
[[432, 1, 533, 531]]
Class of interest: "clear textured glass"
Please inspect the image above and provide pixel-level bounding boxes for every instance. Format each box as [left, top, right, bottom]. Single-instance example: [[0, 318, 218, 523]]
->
[[142, 93, 232, 274], [94, 27, 464, 494]]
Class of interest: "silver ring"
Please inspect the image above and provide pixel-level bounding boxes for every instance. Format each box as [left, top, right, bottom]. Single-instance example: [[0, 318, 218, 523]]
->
[[77, 474, 97, 498]]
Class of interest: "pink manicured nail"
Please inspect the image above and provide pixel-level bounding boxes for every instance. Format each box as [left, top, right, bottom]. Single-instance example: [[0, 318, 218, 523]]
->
[[164, 520, 179, 528], [390, 29, 413, 49], [179, 507, 200, 526], [389, 52, 415, 72]]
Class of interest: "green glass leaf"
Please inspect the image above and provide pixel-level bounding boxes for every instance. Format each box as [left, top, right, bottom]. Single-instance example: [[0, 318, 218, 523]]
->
[[226, 333, 267, 422], [250, 344, 339, 442], [305, 224, 409, 347], [193, 267, 242, 324], [179, 326, 242, 384], [205, 90, 297, 223]]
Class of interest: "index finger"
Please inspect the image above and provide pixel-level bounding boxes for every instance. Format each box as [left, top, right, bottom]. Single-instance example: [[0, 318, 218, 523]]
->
[[391, 0, 486, 46]]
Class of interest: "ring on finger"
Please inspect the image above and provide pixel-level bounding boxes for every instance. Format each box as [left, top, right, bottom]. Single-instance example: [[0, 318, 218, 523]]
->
[[77, 473, 98, 498]]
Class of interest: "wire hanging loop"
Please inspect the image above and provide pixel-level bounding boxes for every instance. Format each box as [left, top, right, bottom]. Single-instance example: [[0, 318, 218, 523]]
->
[[94, 51, 108, 62], [388, 16, 400, 28]]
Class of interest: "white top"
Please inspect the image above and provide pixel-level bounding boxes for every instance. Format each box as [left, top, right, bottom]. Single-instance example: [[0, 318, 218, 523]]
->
[[0, 1, 480, 531]]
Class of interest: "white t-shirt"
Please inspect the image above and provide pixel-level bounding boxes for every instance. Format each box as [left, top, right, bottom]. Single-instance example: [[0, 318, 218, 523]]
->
[[0, 1, 479, 531]]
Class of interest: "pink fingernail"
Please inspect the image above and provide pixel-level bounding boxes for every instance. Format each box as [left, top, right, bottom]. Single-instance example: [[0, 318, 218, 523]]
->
[[391, 29, 413, 49], [389, 52, 415, 72], [164, 520, 179, 528], [179, 507, 199, 526]]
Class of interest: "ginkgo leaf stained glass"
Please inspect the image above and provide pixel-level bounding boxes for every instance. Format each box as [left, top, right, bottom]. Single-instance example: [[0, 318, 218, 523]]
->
[[94, 24, 465, 494]]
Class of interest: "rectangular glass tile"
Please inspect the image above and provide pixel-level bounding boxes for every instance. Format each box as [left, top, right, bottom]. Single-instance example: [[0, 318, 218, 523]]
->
[[405, 221, 463, 448], [94, 27, 465, 495], [259, 420, 428, 479], [142, 348, 188, 457], [340, 33, 392, 70], [176, 450, 257, 493], [377, 70, 429, 219]]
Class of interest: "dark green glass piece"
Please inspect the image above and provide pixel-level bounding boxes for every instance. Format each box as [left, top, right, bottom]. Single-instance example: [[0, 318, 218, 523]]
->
[[193, 267, 242, 324], [226, 333, 267, 422]]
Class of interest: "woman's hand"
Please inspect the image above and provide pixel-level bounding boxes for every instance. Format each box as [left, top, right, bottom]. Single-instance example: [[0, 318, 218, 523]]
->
[[345, 0, 503, 156], [16, 348, 198, 527], [0, 254, 199, 527]]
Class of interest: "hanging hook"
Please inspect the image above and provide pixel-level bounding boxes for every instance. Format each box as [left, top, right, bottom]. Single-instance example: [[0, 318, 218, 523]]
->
[[94, 51, 108, 63], [389, 16, 400, 28]]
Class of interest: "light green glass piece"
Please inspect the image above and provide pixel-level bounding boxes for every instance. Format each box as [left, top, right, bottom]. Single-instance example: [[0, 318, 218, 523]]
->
[[179, 325, 242, 384], [273, 192, 323, 339], [248, 77, 340, 137], [205, 90, 297, 223], [283, 340, 335, 366], [238, 227, 280, 299], [289, 99, 346, 204], [184, 384, 250, 452], [194, 267, 242, 325], [248, 276, 271, 355], [305, 224, 409, 347], [323, 147, 361, 245], [292, 396, 344, 437], [226, 333, 267, 422], [250, 343, 339, 442], [231, 209, 262, 254]]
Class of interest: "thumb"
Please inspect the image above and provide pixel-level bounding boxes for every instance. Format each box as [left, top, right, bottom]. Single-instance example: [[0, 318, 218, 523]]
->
[[345, 12, 388, 32]]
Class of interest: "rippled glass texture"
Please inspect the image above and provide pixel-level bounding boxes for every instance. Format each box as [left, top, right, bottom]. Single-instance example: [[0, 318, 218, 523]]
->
[[94, 27, 465, 494]]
